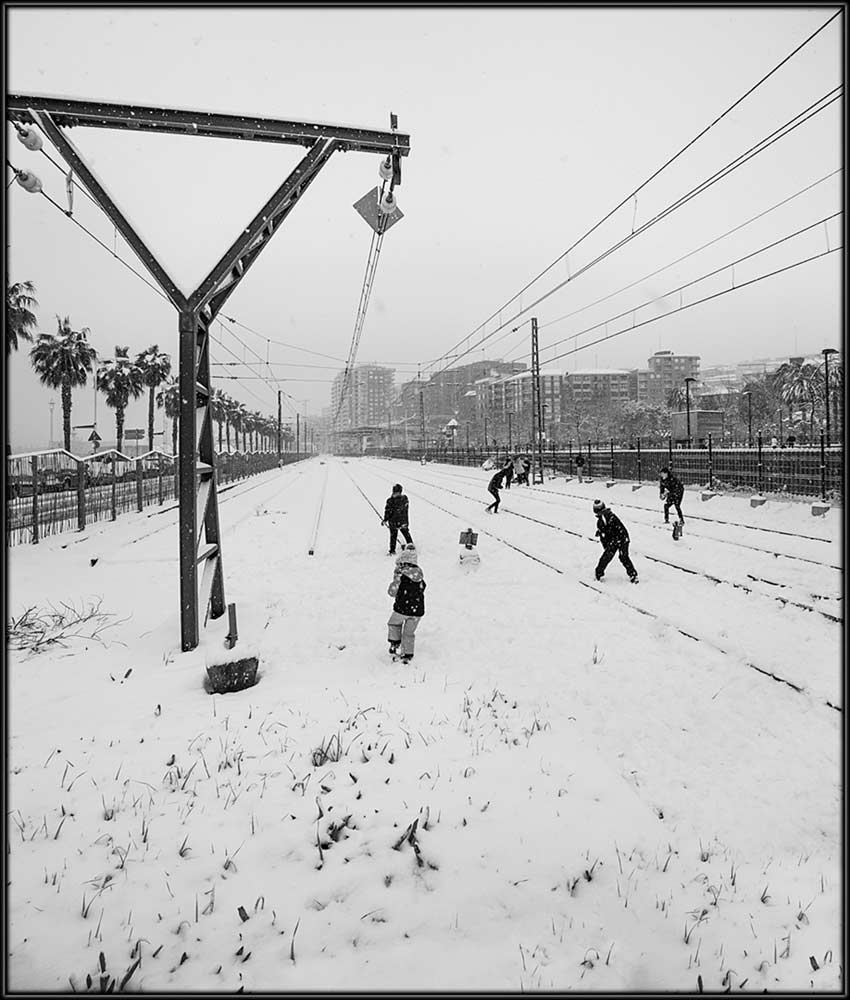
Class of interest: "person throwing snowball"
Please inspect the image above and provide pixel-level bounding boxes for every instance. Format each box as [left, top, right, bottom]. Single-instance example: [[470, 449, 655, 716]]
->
[[659, 467, 685, 525], [593, 499, 638, 583]]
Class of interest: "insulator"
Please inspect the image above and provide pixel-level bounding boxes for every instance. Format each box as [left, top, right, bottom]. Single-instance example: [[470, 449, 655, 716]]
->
[[378, 156, 393, 181], [379, 190, 397, 215], [17, 126, 43, 151], [16, 170, 43, 194]]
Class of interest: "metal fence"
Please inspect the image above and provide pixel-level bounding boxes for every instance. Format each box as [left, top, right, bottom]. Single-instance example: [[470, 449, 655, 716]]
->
[[360, 433, 843, 502], [6, 448, 309, 546]]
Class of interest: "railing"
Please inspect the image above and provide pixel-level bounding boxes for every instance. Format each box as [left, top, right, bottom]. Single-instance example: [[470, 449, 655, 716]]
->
[[6, 448, 310, 547], [357, 436, 844, 502]]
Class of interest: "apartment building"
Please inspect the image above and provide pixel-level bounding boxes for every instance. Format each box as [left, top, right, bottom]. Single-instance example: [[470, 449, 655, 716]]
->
[[645, 350, 701, 403], [331, 365, 395, 430]]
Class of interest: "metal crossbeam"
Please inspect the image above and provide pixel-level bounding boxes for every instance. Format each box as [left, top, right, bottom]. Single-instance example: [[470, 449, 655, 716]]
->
[[7, 95, 410, 156]]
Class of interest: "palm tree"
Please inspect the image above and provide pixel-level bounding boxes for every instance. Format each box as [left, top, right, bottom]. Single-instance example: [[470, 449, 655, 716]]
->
[[223, 395, 238, 452], [666, 386, 689, 410], [7, 280, 39, 355], [211, 389, 227, 452], [136, 345, 172, 452], [157, 375, 180, 455], [29, 316, 98, 451], [97, 346, 144, 454], [774, 359, 820, 442], [232, 401, 247, 451]]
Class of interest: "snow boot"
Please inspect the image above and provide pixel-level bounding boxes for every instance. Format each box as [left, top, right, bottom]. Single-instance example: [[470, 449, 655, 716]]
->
[[389, 641, 400, 656]]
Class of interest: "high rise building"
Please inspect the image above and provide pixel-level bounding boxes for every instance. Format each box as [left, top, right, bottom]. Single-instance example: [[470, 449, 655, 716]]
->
[[331, 365, 395, 430]]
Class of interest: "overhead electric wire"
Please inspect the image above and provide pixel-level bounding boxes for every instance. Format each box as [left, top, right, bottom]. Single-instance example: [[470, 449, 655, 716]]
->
[[503, 211, 842, 369], [489, 166, 843, 363], [534, 245, 842, 370], [424, 85, 843, 380], [421, 7, 842, 377]]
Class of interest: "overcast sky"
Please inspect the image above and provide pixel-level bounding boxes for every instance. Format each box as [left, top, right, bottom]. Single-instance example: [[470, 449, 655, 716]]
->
[[6, 6, 843, 451]]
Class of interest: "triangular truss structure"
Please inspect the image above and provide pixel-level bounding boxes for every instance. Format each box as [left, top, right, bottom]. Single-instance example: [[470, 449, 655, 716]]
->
[[8, 94, 410, 650]]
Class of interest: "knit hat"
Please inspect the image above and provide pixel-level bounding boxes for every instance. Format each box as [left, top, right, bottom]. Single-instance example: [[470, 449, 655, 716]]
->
[[396, 544, 418, 564], [593, 499, 606, 513], [392, 483, 403, 493], [660, 467, 669, 476]]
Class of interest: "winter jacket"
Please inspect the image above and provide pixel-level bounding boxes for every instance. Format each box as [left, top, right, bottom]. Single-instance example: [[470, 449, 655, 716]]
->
[[488, 469, 508, 491], [595, 509, 629, 547], [660, 473, 684, 502], [574, 454, 585, 467], [383, 493, 410, 527], [388, 564, 426, 617]]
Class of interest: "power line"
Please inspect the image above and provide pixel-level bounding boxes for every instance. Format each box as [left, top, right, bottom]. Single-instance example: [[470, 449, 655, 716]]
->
[[422, 8, 843, 376], [488, 167, 843, 363], [423, 85, 842, 380], [540, 245, 842, 369]]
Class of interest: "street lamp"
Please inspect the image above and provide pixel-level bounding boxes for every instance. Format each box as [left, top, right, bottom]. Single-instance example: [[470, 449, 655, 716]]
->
[[684, 377, 696, 446], [742, 390, 753, 447], [507, 411, 513, 453], [822, 348, 838, 446]]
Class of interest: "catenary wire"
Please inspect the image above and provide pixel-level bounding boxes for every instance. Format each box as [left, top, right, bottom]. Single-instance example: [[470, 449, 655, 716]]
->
[[424, 86, 842, 379], [503, 211, 842, 367], [421, 8, 843, 376]]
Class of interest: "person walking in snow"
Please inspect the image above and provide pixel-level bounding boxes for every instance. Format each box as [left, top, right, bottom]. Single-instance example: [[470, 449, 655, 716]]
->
[[485, 465, 509, 513], [659, 467, 685, 524], [382, 483, 413, 555], [593, 499, 638, 583], [503, 457, 514, 490], [387, 544, 426, 663]]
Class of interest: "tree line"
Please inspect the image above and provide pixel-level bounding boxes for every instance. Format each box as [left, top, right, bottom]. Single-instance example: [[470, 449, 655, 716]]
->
[[7, 281, 289, 456]]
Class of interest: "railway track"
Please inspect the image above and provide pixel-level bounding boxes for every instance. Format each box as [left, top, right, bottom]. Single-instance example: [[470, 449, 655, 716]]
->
[[416, 464, 841, 571], [348, 461, 840, 715], [390, 467, 841, 624]]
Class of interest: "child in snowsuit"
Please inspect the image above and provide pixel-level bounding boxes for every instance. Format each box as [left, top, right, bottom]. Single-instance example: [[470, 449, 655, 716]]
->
[[593, 499, 638, 583], [387, 545, 426, 663], [382, 483, 413, 555], [486, 467, 509, 512], [659, 468, 685, 524]]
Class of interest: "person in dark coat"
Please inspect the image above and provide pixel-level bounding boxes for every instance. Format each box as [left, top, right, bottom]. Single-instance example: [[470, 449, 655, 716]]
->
[[387, 544, 426, 663], [382, 483, 413, 555], [574, 453, 586, 482], [486, 466, 509, 512], [593, 499, 638, 582], [659, 467, 685, 523], [503, 458, 514, 490]]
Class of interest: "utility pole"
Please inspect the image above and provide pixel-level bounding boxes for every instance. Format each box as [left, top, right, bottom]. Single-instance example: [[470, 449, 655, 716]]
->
[[296, 412, 300, 456], [507, 411, 513, 454], [684, 376, 696, 446], [531, 317, 544, 483], [277, 390, 282, 458], [418, 368, 426, 454]]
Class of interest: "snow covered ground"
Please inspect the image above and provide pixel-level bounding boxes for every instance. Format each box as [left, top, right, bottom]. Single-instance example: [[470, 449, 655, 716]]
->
[[7, 456, 842, 992]]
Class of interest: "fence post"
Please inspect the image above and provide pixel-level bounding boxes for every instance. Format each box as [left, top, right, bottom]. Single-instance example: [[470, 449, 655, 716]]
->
[[820, 430, 827, 501], [551, 439, 556, 477], [610, 438, 615, 480], [31, 454, 40, 544], [757, 432, 764, 494], [587, 440, 592, 479], [637, 438, 642, 483], [708, 433, 713, 490], [668, 436, 673, 465], [111, 454, 117, 521], [136, 459, 144, 512], [76, 459, 86, 531], [158, 453, 164, 505]]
